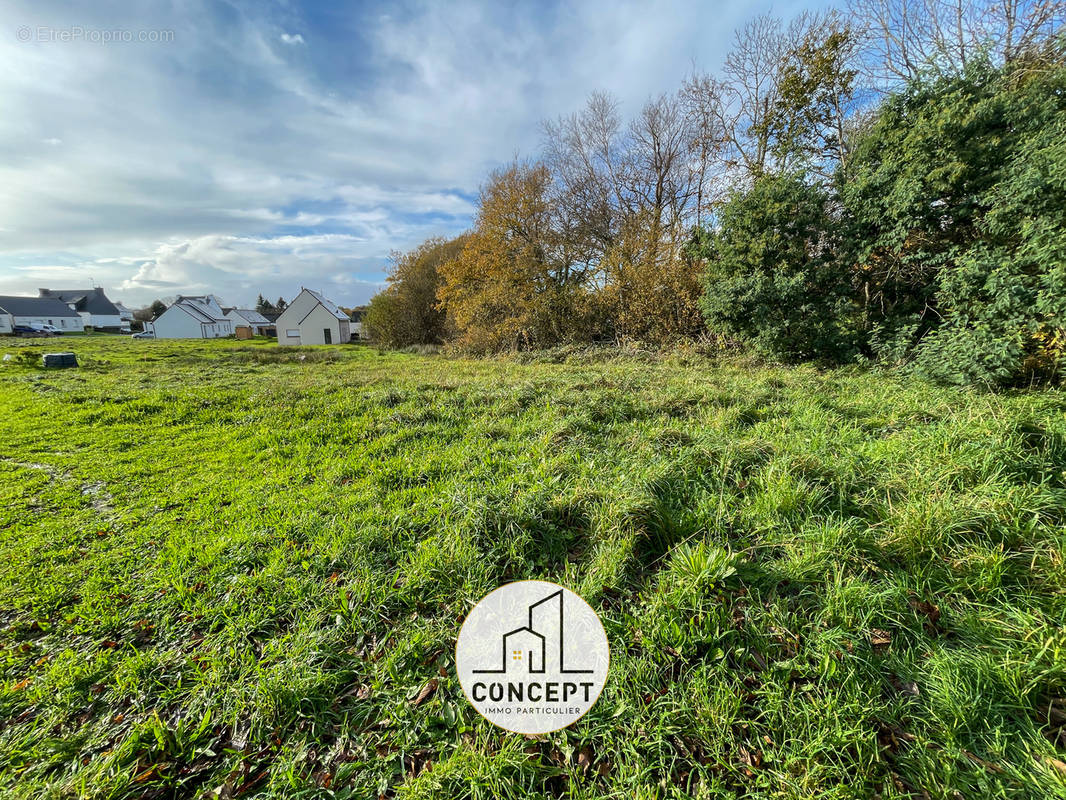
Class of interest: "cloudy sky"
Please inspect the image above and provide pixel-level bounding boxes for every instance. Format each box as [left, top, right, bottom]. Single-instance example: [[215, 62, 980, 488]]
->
[[0, 0, 823, 309]]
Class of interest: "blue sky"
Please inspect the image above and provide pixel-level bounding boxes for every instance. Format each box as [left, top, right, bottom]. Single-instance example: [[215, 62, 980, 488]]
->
[[0, 0, 824, 308]]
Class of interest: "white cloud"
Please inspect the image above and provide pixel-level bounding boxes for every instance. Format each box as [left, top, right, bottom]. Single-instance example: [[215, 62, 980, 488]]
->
[[0, 0, 824, 306]]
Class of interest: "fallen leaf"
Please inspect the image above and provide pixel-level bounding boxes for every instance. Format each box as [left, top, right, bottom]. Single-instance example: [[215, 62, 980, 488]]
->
[[869, 629, 892, 650], [236, 768, 268, 796], [962, 749, 1003, 773], [12, 679, 30, 691], [412, 678, 438, 707], [133, 765, 160, 783], [908, 596, 943, 635], [888, 674, 920, 697], [1043, 756, 1066, 776], [577, 746, 593, 774]]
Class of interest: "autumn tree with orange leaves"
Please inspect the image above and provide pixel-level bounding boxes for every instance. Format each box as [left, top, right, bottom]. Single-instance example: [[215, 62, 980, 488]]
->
[[438, 161, 604, 352]]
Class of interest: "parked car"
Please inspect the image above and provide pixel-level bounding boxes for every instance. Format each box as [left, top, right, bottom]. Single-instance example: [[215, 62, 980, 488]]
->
[[33, 324, 62, 335], [131, 331, 155, 339], [13, 324, 53, 337]]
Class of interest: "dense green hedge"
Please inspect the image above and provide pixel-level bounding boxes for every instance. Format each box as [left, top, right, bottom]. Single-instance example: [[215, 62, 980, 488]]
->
[[697, 56, 1066, 387]]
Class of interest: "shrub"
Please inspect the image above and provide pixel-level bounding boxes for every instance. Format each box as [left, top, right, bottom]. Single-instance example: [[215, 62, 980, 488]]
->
[[845, 56, 1066, 385], [364, 236, 465, 349], [697, 174, 856, 362]]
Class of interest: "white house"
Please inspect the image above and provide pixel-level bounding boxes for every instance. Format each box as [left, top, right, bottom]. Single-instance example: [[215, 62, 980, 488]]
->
[[113, 302, 135, 327], [0, 310, 12, 334], [275, 289, 351, 345], [149, 295, 233, 339], [223, 307, 273, 336], [39, 288, 125, 331], [0, 295, 85, 332]]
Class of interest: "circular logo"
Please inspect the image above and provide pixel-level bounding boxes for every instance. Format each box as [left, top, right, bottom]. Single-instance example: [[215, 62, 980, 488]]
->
[[456, 580, 609, 734]]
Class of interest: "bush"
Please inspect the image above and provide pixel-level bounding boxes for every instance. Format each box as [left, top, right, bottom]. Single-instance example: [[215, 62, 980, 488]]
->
[[844, 56, 1066, 385], [697, 174, 857, 362], [364, 237, 464, 349]]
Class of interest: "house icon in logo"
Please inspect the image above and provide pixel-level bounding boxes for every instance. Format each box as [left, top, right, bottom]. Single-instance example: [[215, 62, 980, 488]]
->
[[472, 589, 594, 676]]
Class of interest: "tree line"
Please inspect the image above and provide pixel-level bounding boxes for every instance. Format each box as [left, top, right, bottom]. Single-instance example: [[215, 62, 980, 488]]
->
[[365, 0, 1066, 386]]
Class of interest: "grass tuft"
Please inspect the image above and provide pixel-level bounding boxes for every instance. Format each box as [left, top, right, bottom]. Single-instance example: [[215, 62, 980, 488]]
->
[[1, 337, 1064, 798]]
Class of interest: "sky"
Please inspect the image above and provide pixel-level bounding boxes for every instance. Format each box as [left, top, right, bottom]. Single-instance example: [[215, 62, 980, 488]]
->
[[0, 0, 824, 309]]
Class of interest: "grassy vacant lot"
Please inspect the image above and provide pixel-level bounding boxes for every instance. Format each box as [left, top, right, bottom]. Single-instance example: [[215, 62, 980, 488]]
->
[[0, 337, 1064, 799]]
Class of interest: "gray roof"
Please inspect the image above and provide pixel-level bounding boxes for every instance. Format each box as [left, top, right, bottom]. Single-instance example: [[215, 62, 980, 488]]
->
[[39, 288, 120, 316], [172, 296, 228, 322], [227, 308, 272, 324], [170, 302, 214, 324], [305, 289, 349, 321], [0, 295, 82, 318]]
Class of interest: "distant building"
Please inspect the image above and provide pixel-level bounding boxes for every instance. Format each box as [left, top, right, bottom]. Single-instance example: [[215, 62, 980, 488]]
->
[[349, 306, 365, 340], [39, 288, 124, 331], [275, 288, 351, 345], [0, 295, 85, 332], [223, 307, 274, 336], [113, 302, 135, 327], [148, 295, 234, 339]]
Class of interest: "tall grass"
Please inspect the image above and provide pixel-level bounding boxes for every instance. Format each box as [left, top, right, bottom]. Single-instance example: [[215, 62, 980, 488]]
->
[[0, 337, 1064, 798]]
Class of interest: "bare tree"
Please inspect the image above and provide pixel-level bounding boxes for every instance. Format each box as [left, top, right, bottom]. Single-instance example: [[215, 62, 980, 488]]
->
[[626, 93, 697, 231], [853, 0, 1065, 84], [680, 70, 728, 227], [542, 92, 628, 278], [711, 11, 852, 183], [718, 12, 790, 179]]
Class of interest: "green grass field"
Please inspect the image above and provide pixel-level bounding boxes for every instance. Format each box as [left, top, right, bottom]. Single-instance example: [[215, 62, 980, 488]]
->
[[1, 337, 1064, 799]]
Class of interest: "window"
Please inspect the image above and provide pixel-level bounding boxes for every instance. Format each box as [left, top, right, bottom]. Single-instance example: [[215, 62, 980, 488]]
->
[[60, 319, 66, 327], [286, 329, 299, 338]]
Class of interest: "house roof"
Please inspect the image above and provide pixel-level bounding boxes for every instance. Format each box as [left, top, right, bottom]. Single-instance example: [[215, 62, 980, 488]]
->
[[226, 308, 271, 324], [304, 289, 349, 321], [0, 295, 81, 318], [172, 295, 228, 322], [170, 303, 215, 324], [39, 288, 120, 316]]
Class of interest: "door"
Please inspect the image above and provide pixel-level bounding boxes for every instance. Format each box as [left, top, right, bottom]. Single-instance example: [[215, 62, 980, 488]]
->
[[323, 327, 332, 344]]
